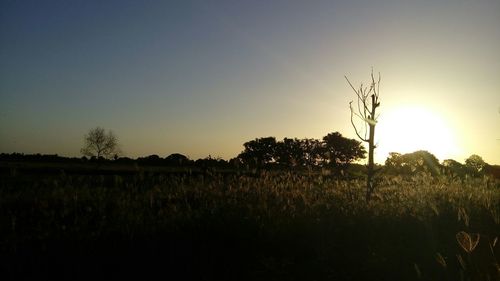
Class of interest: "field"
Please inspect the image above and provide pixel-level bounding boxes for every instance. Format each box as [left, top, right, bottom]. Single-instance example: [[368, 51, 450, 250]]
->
[[1, 166, 499, 281]]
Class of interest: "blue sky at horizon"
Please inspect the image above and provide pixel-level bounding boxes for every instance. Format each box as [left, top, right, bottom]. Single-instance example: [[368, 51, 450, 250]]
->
[[1, 0, 499, 164]]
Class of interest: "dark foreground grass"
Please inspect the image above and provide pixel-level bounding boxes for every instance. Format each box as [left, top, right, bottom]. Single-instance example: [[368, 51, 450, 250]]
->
[[1, 171, 499, 280]]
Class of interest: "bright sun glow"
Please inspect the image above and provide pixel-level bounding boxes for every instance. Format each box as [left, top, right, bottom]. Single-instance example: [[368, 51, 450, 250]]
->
[[376, 106, 461, 163]]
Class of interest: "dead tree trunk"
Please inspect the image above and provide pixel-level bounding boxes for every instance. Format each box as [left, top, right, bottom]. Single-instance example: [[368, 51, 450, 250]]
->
[[345, 70, 380, 202]]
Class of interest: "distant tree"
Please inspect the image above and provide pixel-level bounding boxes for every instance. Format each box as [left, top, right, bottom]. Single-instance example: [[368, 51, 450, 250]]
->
[[0, 153, 74, 163], [137, 154, 162, 165], [275, 138, 305, 168], [385, 152, 403, 168], [385, 150, 441, 176], [484, 164, 500, 180], [237, 137, 277, 168], [345, 70, 381, 201], [115, 156, 134, 164], [442, 159, 462, 168], [442, 159, 465, 178], [405, 150, 441, 175], [80, 127, 120, 159], [165, 153, 190, 166], [465, 154, 486, 176], [301, 138, 323, 168], [321, 132, 366, 168], [385, 152, 404, 174], [195, 155, 230, 169]]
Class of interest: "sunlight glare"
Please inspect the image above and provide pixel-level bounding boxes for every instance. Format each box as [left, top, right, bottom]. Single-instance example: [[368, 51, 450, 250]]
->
[[376, 106, 461, 163]]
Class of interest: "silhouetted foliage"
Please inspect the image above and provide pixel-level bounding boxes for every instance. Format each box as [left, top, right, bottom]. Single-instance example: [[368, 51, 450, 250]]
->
[[237, 137, 277, 168], [274, 138, 306, 168], [236, 133, 365, 172], [300, 138, 323, 168], [165, 153, 190, 166], [321, 132, 366, 168], [195, 155, 231, 169], [137, 155, 163, 165], [0, 153, 83, 163], [385, 150, 441, 176], [228, 157, 245, 170], [115, 157, 134, 164], [385, 152, 403, 172]]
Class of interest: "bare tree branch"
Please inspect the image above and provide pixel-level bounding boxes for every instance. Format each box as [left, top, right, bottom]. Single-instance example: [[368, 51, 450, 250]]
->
[[346, 69, 381, 202], [349, 101, 369, 142]]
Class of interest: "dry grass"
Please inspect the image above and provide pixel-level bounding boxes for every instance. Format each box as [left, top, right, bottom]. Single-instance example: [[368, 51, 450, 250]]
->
[[1, 171, 499, 280]]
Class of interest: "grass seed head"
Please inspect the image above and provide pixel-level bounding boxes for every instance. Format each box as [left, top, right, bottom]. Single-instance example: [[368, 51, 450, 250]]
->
[[456, 231, 480, 253]]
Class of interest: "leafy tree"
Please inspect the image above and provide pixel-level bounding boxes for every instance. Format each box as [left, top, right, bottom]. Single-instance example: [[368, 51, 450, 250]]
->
[[321, 132, 366, 168], [275, 138, 305, 168], [165, 153, 190, 166], [465, 154, 486, 176], [80, 127, 120, 159], [301, 138, 323, 168], [345, 70, 381, 201], [237, 137, 277, 168], [115, 156, 134, 164], [137, 155, 162, 165], [385, 152, 403, 171], [405, 150, 441, 175], [236, 134, 365, 171], [384, 150, 441, 176]]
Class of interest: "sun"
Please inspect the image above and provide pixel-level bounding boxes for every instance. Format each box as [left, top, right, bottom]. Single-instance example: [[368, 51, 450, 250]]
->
[[375, 105, 461, 163]]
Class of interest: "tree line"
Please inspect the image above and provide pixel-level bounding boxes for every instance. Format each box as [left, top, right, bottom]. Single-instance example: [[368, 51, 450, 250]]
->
[[76, 127, 367, 169], [1, 129, 496, 179], [0, 131, 367, 171], [384, 150, 491, 177], [235, 132, 365, 170]]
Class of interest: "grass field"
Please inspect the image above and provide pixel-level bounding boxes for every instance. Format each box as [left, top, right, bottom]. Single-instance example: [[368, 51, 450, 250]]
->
[[1, 168, 499, 280]]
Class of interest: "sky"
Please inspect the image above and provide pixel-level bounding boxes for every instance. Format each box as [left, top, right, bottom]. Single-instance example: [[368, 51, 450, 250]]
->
[[1, 0, 499, 164]]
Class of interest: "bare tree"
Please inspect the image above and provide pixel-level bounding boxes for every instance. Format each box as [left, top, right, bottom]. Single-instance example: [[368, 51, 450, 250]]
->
[[345, 69, 381, 201], [80, 127, 120, 159]]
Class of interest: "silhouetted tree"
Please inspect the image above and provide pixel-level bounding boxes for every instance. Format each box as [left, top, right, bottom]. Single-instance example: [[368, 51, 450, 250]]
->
[[237, 137, 277, 168], [301, 138, 323, 168], [406, 150, 441, 175], [275, 138, 305, 168], [80, 127, 120, 159], [0, 153, 82, 163], [115, 156, 134, 164], [321, 132, 366, 169], [137, 155, 162, 165], [346, 70, 381, 201], [385, 150, 441, 176], [165, 153, 190, 166]]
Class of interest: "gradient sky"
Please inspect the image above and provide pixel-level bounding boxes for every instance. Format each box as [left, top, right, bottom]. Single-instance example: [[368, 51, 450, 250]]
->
[[1, 0, 499, 164]]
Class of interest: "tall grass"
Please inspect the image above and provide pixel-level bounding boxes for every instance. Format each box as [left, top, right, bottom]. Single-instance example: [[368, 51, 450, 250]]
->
[[1, 171, 498, 280]]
